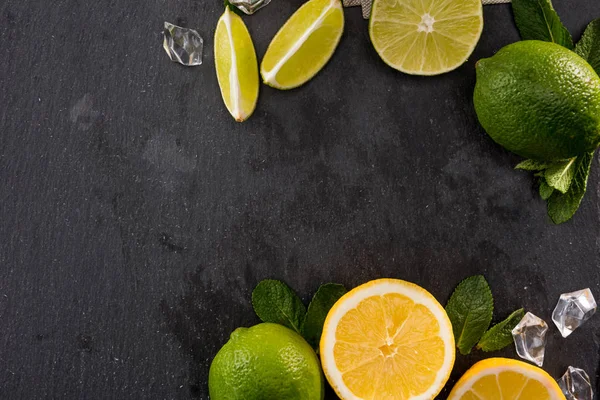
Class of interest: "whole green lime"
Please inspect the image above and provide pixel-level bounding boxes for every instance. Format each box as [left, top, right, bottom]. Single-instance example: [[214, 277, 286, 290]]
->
[[208, 323, 324, 400], [474, 40, 600, 161]]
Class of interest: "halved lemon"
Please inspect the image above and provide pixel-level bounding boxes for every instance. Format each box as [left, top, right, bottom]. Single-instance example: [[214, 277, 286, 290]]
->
[[214, 7, 259, 122], [369, 0, 483, 75], [260, 0, 344, 90], [320, 278, 455, 400], [448, 358, 566, 400]]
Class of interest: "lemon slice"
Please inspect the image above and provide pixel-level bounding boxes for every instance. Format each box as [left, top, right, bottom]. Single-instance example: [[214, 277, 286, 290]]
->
[[214, 7, 259, 122], [261, 0, 344, 89], [320, 278, 455, 400], [448, 358, 566, 400], [369, 0, 483, 75]]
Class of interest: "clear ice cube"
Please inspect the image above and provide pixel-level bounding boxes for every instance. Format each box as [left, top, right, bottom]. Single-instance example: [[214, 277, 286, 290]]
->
[[552, 289, 596, 338], [163, 22, 203, 66], [229, 0, 271, 15], [511, 312, 548, 367], [559, 366, 593, 400]]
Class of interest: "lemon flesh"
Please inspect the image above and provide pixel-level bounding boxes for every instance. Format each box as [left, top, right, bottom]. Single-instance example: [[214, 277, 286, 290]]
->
[[320, 279, 455, 400], [369, 0, 483, 75], [214, 7, 259, 122], [261, 0, 344, 90], [448, 358, 566, 400]]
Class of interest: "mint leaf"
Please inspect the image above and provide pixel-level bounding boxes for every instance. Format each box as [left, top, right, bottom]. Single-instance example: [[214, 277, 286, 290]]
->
[[575, 19, 600, 74], [547, 152, 595, 224], [512, 0, 573, 49], [544, 157, 576, 194], [302, 283, 347, 349], [515, 159, 551, 171], [445, 276, 494, 355], [252, 280, 306, 334], [539, 180, 554, 200], [477, 308, 525, 352]]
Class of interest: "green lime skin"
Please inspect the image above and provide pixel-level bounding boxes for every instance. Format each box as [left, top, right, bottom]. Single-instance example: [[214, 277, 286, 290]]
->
[[474, 40, 600, 161], [208, 323, 325, 400]]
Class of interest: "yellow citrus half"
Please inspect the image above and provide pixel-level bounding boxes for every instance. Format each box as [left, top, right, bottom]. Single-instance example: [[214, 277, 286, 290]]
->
[[448, 358, 566, 400], [369, 0, 483, 75], [320, 278, 455, 399]]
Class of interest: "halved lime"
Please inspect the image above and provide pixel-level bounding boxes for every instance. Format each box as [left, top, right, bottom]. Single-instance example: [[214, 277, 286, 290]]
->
[[369, 0, 483, 75], [214, 7, 259, 122], [261, 0, 344, 90]]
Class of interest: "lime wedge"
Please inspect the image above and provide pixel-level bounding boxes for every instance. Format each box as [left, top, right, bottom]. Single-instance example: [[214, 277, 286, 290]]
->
[[369, 0, 483, 75], [261, 0, 344, 90], [214, 7, 259, 122]]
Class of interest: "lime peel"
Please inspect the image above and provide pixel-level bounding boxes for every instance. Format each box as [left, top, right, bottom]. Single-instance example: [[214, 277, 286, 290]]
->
[[260, 0, 344, 90], [214, 7, 259, 122], [262, 0, 339, 86]]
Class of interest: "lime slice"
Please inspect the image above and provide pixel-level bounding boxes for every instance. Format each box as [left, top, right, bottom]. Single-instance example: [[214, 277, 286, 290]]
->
[[369, 0, 483, 75], [261, 0, 344, 90], [214, 7, 259, 122]]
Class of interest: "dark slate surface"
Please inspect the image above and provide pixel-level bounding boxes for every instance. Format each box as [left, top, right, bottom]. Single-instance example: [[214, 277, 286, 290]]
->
[[1, 0, 600, 398]]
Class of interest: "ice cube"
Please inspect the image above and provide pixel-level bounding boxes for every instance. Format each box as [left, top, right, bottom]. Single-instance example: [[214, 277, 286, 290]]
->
[[229, 0, 271, 15], [511, 312, 548, 367], [163, 22, 203, 66], [558, 366, 593, 400], [552, 289, 596, 338]]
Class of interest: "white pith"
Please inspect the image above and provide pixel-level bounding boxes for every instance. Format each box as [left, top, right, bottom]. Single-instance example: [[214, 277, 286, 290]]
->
[[417, 13, 435, 33], [321, 280, 455, 400], [261, 0, 340, 86], [222, 8, 243, 120]]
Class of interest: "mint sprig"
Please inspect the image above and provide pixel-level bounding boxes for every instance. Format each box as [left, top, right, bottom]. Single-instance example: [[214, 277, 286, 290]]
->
[[512, 0, 573, 49], [302, 284, 347, 349], [544, 158, 576, 194], [252, 280, 346, 350], [252, 280, 306, 334], [446, 276, 523, 355], [509, 0, 599, 224], [516, 153, 594, 224], [477, 308, 525, 352], [575, 19, 600, 74], [547, 152, 594, 224], [445, 276, 494, 355]]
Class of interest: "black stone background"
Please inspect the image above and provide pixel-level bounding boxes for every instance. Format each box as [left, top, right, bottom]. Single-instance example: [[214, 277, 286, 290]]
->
[[1, 0, 600, 398]]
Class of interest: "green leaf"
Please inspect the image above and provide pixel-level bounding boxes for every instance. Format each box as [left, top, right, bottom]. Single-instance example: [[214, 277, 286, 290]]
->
[[252, 280, 306, 334], [547, 152, 595, 224], [445, 275, 494, 355], [477, 308, 525, 352], [539, 180, 554, 200], [512, 0, 573, 49], [302, 284, 347, 349], [544, 157, 576, 194], [575, 19, 600, 75], [515, 159, 551, 171]]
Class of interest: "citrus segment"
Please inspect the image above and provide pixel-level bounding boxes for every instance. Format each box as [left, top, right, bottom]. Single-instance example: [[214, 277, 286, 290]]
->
[[448, 358, 566, 400], [214, 7, 258, 122], [320, 279, 455, 400], [369, 0, 483, 75], [261, 0, 344, 89]]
